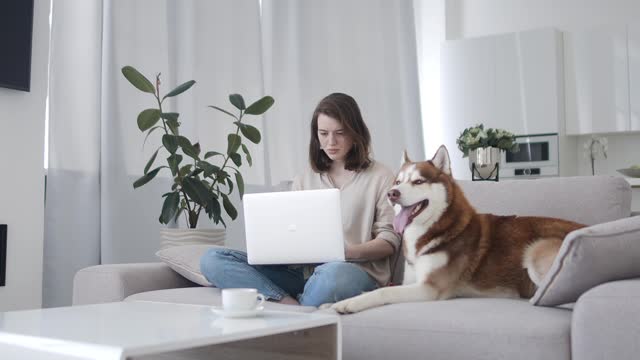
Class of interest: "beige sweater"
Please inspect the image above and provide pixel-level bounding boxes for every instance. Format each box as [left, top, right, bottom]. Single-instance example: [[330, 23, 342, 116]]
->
[[292, 161, 401, 286]]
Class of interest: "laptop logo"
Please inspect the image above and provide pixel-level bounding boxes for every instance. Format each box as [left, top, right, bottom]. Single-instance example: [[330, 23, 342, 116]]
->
[[287, 224, 297, 232]]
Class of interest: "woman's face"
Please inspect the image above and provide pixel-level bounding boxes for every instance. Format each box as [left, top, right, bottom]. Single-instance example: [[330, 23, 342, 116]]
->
[[317, 113, 353, 163]]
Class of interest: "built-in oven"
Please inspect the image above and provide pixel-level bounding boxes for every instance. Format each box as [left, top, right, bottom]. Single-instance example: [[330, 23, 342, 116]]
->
[[500, 134, 559, 178]]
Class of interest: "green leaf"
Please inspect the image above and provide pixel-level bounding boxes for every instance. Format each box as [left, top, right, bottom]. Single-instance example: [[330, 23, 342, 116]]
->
[[234, 171, 244, 198], [237, 122, 261, 144], [208, 106, 238, 120], [216, 169, 230, 182], [197, 161, 221, 178], [174, 207, 184, 223], [182, 178, 212, 207], [167, 154, 183, 176], [144, 149, 159, 174], [230, 153, 242, 167], [244, 96, 274, 115], [241, 144, 252, 166], [229, 94, 246, 110], [162, 134, 179, 154], [225, 177, 234, 195], [133, 167, 162, 188], [190, 168, 204, 178], [227, 134, 241, 154], [205, 151, 224, 159], [206, 196, 222, 224], [221, 193, 238, 220], [177, 136, 199, 159], [121, 66, 155, 94], [159, 192, 180, 224], [162, 80, 195, 100], [137, 109, 161, 131], [161, 112, 179, 121], [178, 164, 193, 177], [161, 113, 180, 135]]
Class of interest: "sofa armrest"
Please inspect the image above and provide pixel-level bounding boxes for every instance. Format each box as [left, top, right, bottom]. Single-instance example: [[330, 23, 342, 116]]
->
[[72, 262, 196, 305], [572, 279, 640, 360]]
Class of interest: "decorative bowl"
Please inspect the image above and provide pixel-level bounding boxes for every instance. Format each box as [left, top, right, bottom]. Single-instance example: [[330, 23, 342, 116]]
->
[[616, 168, 640, 178]]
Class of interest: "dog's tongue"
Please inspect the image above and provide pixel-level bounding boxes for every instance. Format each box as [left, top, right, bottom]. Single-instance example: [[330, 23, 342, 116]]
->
[[393, 204, 418, 235]]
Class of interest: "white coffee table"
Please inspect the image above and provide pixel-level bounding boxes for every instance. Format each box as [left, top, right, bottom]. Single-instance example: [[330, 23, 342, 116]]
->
[[0, 301, 341, 360]]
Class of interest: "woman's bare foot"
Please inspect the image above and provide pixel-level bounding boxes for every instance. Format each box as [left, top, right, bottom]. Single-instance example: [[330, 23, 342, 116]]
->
[[278, 296, 300, 305]]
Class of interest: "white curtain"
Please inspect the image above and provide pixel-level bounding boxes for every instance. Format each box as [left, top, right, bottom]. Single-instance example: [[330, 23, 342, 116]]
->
[[44, 0, 265, 307], [261, 0, 424, 183], [45, 0, 423, 307]]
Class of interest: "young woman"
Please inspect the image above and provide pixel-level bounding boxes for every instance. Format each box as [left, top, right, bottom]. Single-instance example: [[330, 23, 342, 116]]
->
[[200, 93, 400, 307]]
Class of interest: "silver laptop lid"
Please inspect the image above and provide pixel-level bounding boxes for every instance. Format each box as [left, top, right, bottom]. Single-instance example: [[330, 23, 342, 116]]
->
[[243, 188, 345, 265]]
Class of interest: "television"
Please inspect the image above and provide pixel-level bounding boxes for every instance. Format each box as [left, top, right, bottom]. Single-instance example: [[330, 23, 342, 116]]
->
[[0, 0, 35, 92]]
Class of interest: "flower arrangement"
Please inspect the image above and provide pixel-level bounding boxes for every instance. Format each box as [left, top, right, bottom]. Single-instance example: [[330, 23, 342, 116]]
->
[[456, 124, 519, 157], [583, 135, 608, 176]]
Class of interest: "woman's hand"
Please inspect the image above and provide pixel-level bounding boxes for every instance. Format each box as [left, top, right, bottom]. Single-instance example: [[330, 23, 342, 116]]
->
[[345, 239, 394, 261], [345, 243, 361, 260]]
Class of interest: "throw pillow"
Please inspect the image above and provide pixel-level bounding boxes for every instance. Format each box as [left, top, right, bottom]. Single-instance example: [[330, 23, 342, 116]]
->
[[530, 215, 640, 306], [156, 244, 223, 286]]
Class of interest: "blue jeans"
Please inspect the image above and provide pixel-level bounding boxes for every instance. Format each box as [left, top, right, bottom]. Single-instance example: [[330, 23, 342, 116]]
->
[[200, 248, 378, 307]]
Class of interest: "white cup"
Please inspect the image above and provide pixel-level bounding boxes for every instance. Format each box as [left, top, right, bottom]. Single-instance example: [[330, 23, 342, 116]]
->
[[221, 288, 265, 312]]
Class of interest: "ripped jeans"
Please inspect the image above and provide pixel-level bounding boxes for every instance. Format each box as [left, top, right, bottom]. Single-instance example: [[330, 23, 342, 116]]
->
[[200, 248, 378, 307]]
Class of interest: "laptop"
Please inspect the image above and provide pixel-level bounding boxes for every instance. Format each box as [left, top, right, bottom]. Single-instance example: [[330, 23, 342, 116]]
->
[[243, 188, 346, 265]]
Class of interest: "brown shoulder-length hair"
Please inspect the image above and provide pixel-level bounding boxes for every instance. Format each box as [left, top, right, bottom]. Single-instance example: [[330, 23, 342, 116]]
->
[[309, 93, 372, 172]]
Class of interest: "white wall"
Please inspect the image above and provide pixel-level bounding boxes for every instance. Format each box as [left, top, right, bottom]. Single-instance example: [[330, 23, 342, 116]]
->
[[446, 0, 640, 179], [0, 0, 49, 311]]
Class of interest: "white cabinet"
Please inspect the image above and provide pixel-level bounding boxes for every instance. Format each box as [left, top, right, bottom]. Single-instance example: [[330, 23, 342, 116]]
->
[[565, 25, 629, 135], [627, 24, 640, 131], [441, 28, 563, 179]]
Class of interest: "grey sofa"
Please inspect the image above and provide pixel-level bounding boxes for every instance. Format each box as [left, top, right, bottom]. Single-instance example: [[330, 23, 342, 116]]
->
[[73, 176, 640, 360]]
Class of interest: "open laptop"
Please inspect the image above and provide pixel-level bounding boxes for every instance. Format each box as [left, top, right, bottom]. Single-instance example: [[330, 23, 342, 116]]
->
[[243, 188, 345, 265]]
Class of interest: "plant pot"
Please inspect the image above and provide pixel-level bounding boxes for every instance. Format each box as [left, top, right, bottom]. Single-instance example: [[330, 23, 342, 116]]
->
[[159, 228, 226, 250], [468, 147, 500, 180]]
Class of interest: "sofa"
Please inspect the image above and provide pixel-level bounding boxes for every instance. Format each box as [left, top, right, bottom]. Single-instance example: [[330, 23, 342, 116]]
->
[[73, 176, 640, 360]]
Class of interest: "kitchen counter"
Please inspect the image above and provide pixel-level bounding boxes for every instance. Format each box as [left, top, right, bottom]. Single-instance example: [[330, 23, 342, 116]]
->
[[624, 177, 640, 188]]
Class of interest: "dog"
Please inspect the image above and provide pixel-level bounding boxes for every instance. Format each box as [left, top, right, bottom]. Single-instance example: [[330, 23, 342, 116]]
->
[[332, 145, 585, 314]]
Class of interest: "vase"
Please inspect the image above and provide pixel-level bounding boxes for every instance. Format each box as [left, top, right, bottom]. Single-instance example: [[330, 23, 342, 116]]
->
[[468, 147, 501, 180], [159, 228, 226, 250]]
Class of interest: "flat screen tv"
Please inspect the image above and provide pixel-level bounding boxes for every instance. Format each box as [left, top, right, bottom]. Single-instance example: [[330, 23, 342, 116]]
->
[[0, 0, 35, 92]]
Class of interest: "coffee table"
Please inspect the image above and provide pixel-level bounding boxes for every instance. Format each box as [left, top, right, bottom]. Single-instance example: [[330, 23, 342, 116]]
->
[[0, 301, 341, 359]]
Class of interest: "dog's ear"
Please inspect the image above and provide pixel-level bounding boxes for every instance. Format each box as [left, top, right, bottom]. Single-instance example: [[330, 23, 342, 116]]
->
[[401, 150, 412, 165], [432, 145, 451, 175]]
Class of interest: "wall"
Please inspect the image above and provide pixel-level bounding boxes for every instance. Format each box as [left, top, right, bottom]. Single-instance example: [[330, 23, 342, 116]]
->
[[0, 0, 49, 311], [446, 0, 640, 181]]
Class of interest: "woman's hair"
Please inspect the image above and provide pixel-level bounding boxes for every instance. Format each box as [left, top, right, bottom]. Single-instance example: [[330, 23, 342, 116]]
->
[[309, 93, 372, 172]]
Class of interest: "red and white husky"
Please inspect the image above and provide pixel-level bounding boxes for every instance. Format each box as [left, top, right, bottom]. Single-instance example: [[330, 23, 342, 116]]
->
[[332, 145, 584, 314]]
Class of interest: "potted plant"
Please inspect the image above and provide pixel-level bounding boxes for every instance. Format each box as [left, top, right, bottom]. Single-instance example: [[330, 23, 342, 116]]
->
[[456, 124, 519, 180], [121, 65, 274, 247]]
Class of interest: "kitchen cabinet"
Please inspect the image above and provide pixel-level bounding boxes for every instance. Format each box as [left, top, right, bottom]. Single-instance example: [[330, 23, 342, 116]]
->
[[565, 25, 629, 135], [440, 28, 563, 179], [627, 24, 640, 131]]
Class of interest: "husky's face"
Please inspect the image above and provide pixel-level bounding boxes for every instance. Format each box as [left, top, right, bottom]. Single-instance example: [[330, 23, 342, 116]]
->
[[389, 146, 452, 235]]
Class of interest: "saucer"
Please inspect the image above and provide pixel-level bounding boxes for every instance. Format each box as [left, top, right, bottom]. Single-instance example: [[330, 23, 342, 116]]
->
[[211, 306, 264, 318]]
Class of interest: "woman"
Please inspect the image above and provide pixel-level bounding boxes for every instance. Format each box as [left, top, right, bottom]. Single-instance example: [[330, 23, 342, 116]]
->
[[200, 93, 400, 307]]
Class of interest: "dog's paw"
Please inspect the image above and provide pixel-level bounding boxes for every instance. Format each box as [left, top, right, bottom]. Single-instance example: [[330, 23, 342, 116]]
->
[[332, 294, 375, 314], [318, 302, 334, 310], [331, 299, 357, 314]]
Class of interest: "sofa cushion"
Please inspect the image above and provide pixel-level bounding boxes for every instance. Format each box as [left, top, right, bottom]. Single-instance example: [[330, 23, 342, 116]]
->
[[458, 176, 631, 225], [155, 244, 219, 286], [323, 298, 571, 360], [531, 215, 640, 306], [125, 287, 318, 313]]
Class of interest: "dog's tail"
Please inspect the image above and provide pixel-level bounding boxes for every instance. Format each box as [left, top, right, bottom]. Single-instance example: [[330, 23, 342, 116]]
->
[[522, 238, 563, 286]]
